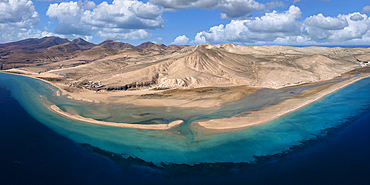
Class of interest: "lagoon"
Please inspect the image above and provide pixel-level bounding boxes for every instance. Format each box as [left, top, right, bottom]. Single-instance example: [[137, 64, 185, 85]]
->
[[1, 72, 370, 184]]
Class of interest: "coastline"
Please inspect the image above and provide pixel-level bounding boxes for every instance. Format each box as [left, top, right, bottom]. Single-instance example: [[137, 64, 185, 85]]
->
[[1, 71, 185, 130], [194, 74, 370, 131], [2, 69, 251, 108], [2, 70, 369, 131]]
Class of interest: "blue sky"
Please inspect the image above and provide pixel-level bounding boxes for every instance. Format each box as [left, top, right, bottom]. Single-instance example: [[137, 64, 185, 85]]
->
[[1, 0, 370, 46]]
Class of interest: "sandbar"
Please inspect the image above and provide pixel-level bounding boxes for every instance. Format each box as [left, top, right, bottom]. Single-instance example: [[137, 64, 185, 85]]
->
[[193, 74, 370, 131], [3, 69, 370, 131]]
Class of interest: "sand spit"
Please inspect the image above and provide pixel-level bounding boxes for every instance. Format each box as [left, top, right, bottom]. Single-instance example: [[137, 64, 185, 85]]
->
[[48, 104, 184, 130], [2, 71, 185, 130], [3, 70, 370, 131], [194, 74, 370, 131]]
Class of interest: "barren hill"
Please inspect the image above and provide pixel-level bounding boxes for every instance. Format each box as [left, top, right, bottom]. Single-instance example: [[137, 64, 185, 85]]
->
[[0, 37, 90, 69], [0, 37, 188, 70], [0, 36, 69, 50], [47, 38, 96, 53], [1, 37, 370, 91], [57, 43, 368, 90], [138, 41, 188, 54]]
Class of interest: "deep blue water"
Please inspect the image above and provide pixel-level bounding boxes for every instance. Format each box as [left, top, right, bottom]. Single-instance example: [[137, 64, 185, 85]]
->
[[1, 74, 370, 184]]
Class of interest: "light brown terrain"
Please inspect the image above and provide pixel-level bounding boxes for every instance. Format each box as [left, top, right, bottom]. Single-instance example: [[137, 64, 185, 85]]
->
[[2, 37, 370, 130]]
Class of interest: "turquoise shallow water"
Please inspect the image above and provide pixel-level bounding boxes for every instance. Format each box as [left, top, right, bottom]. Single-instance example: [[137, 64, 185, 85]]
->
[[1, 72, 370, 165]]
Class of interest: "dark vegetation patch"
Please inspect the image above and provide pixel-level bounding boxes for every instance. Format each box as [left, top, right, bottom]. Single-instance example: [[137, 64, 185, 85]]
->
[[37, 77, 64, 82]]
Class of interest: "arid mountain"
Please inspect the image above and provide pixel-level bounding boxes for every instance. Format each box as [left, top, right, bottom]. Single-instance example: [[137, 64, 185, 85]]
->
[[47, 38, 96, 53], [0, 37, 71, 69], [0, 37, 188, 70], [71, 38, 96, 49], [94, 40, 139, 53], [0, 37, 91, 69], [0, 36, 69, 50], [137, 41, 159, 50], [89, 44, 368, 89], [137, 41, 188, 54], [1, 37, 370, 91]]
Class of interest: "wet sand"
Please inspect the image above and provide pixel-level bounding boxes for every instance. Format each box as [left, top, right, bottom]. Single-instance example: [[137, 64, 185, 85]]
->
[[3, 69, 370, 131], [2, 70, 185, 129], [57, 84, 257, 108], [5, 68, 254, 108], [194, 74, 370, 131]]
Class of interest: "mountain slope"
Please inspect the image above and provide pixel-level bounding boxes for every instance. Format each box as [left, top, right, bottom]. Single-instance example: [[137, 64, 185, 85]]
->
[[137, 41, 188, 54], [47, 38, 96, 53], [78, 44, 366, 90], [0, 36, 69, 50], [1, 37, 368, 90]]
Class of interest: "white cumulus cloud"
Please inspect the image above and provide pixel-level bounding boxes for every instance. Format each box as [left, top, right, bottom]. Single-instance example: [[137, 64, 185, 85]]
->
[[96, 28, 152, 40], [0, 0, 40, 42], [46, 0, 163, 41], [303, 12, 370, 43], [149, 0, 218, 10], [47, 1, 91, 35], [150, 0, 283, 19], [350, 14, 364, 21], [171, 35, 189, 45], [188, 5, 370, 45], [81, 0, 163, 29], [244, 5, 302, 33], [217, 0, 266, 19], [363, 6, 370, 13], [84, 1, 96, 9], [304, 13, 348, 30], [190, 5, 304, 44]]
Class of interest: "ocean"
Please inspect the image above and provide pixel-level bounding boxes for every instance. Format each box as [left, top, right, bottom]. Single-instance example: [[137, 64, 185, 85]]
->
[[0, 72, 370, 184]]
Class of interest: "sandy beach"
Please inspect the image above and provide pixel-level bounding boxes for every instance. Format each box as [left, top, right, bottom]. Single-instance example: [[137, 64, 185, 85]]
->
[[5, 69, 257, 108], [3, 69, 370, 131], [193, 74, 370, 131], [3, 70, 185, 129]]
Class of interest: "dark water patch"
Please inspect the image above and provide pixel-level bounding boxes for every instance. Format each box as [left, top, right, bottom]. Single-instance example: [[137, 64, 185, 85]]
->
[[139, 112, 156, 116], [77, 105, 370, 185], [131, 118, 175, 125], [73, 104, 370, 185], [57, 103, 85, 113], [0, 86, 124, 184], [2, 74, 370, 184], [2, 72, 370, 183]]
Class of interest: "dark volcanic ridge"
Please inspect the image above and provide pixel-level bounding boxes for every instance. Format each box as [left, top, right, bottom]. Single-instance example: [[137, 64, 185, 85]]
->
[[0, 37, 188, 70]]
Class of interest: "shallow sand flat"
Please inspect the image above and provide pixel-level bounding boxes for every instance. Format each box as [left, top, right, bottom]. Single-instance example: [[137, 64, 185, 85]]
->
[[4, 70, 369, 131], [53, 83, 258, 108], [60, 89, 213, 108], [193, 74, 370, 131]]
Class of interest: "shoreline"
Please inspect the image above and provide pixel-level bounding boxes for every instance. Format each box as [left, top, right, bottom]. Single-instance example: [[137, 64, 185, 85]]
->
[[1, 71, 185, 130], [2, 69, 260, 109], [194, 74, 370, 131], [2, 70, 370, 131]]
